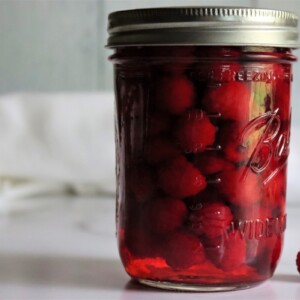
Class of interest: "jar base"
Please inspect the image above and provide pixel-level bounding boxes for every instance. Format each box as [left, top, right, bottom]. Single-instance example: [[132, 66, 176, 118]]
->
[[137, 278, 263, 292]]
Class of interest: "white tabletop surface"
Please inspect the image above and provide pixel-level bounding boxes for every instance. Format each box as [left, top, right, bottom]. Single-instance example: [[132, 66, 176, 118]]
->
[[0, 195, 299, 300]]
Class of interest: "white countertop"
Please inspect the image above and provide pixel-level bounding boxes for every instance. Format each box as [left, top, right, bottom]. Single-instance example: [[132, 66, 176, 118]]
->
[[0, 196, 299, 300]]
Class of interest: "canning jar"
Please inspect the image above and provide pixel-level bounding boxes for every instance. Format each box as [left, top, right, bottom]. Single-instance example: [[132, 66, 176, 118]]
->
[[107, 7, 298, 291]]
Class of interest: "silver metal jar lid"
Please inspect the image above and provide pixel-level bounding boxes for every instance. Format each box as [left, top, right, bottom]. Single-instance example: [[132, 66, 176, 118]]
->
[[107, 7, 299, 48]]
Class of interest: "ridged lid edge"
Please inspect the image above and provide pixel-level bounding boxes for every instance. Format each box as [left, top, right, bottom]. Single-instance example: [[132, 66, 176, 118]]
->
[[107, 7, 299, 48]]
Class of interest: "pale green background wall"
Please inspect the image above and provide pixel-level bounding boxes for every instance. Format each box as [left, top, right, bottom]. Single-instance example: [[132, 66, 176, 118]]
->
[[1, 0, 299, 114]]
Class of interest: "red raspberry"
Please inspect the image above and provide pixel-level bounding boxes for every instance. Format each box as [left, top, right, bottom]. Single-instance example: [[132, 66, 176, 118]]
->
[[194, 59, 240, 83], [263, 169, 286, 208], [148, 112, 172, 136], [223, 141, 247, 163], [125, 227, 162, 258], [277, 196, 286, 216], [175, 110, 216, 153], [128, 166, 156, 203], [218, 167, 261, 206], [210, 62, 240, 82], [195, 154, 233, 175], [233, 204, 272, 222], [205, 231, 246, 271], [144, 137, 180, 165], [146, 197, 187, 234], [271, 63, 290, 121], [155, 75, 195, 115], [217, 122, 249, 163], [153, 46, 196, 75], [203, 82, 251, 122], [270, 236, 283, 272], [219, 120, 275, 165], [248, 235, 283, 276], [188, 201, 233, 238], [163, 230, 206, 269], [252, 144, 273, 172], [296, 251, 300, 273], [275, 79, 291, 121], [185, 189, 221, 212], [232, 206, 276, 271], [158, 156, 207, 198]]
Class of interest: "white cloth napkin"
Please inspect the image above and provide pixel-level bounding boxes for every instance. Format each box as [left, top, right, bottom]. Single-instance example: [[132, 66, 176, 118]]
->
[[0, 92, 115, 202], [0, 92, 298, 207]]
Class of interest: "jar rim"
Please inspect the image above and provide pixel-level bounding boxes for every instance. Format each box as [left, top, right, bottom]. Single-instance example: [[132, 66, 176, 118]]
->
[[106, 7, 299, 48]]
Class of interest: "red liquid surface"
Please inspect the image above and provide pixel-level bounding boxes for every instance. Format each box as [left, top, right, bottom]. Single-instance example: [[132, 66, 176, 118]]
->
[[113, 46, 292, 286]]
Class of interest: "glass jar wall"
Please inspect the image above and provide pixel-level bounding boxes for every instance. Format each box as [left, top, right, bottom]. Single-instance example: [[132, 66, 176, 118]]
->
[[111, 46, 294, 290]]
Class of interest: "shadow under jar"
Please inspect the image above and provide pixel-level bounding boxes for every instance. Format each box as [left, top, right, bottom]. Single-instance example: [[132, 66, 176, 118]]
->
[[107, 7, 299, 292]]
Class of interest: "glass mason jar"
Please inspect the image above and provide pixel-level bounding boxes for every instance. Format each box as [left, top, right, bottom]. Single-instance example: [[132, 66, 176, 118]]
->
[[107, 7, 299, 291]]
